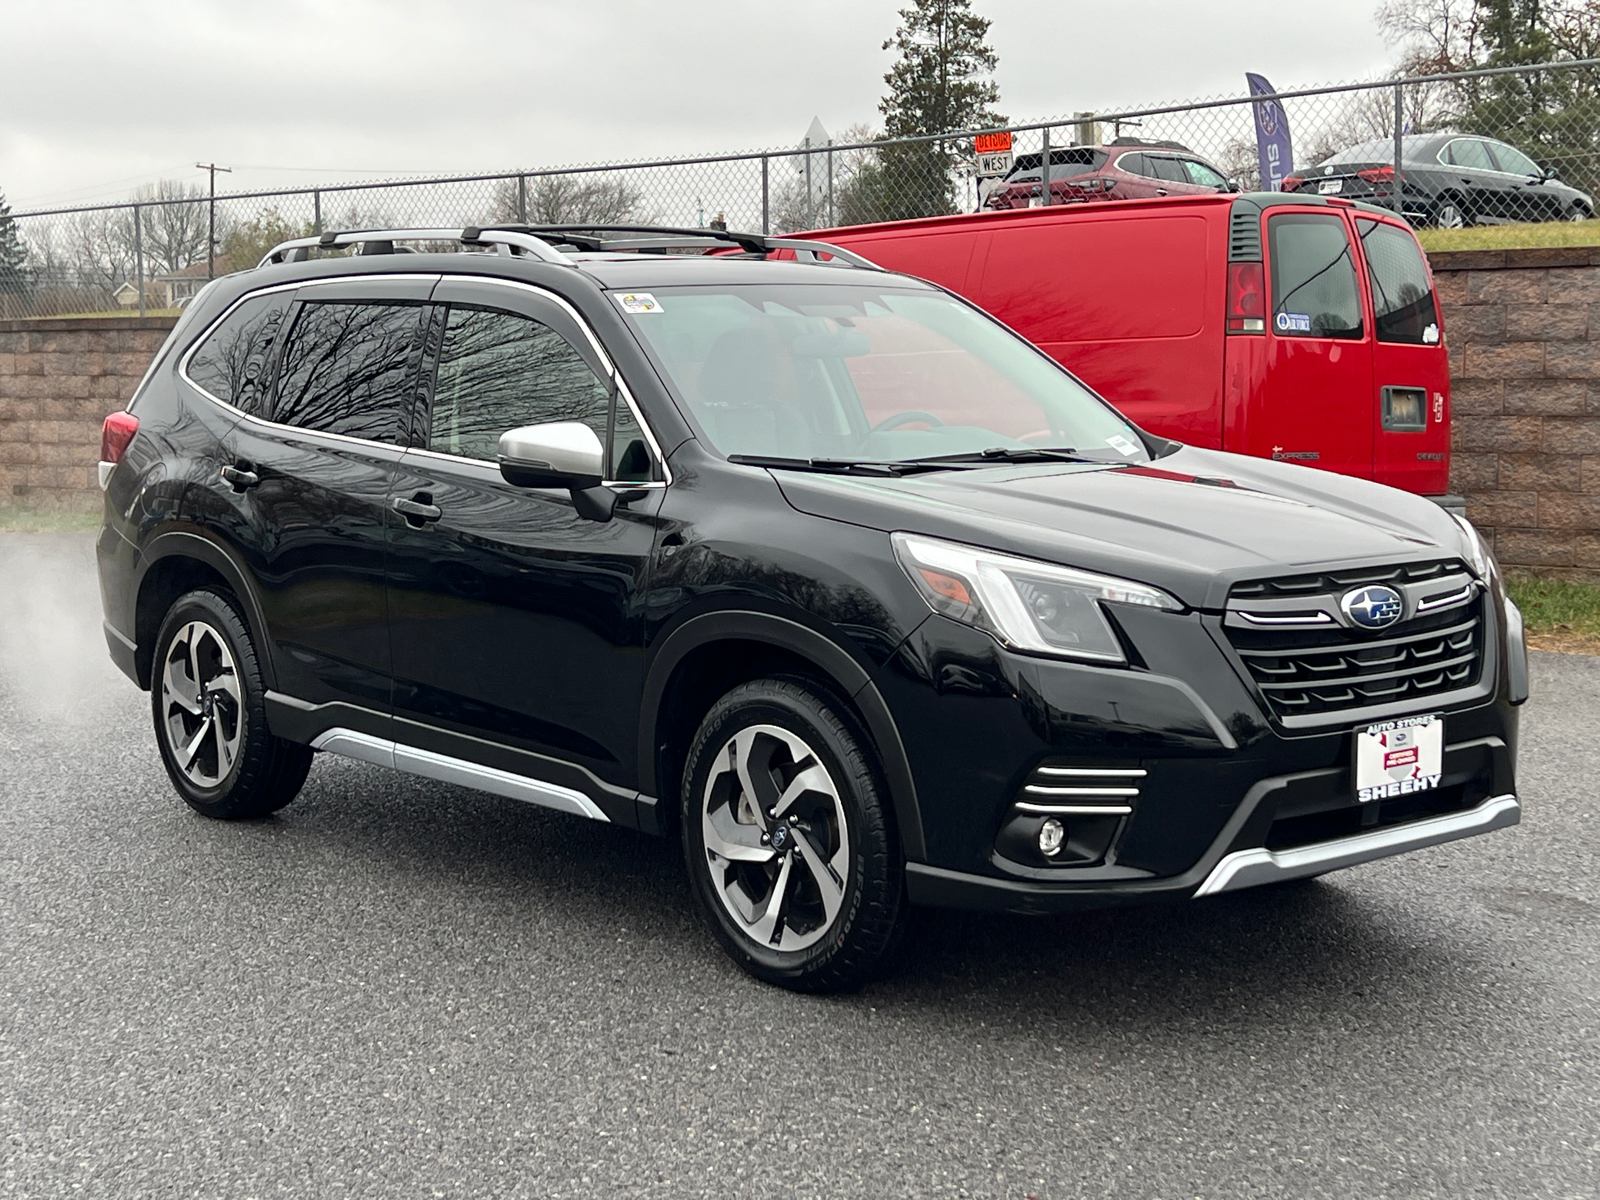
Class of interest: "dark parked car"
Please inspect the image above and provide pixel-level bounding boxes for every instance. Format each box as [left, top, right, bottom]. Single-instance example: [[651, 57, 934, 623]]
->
[[983, 140, 1235, 209], [1285, 133, 1594, 226], [97, 223, 1525, 992]]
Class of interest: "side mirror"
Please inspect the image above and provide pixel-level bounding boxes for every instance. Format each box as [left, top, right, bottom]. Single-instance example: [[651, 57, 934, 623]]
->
[[498, 421, 616, 521], [1224, 179, 1241, 193]]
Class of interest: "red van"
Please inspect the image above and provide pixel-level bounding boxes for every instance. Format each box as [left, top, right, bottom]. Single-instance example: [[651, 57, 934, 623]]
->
[[798, 194, 1454, 502]]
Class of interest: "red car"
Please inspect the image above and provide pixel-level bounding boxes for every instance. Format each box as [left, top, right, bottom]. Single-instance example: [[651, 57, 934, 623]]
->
[[795, 192, 1454, 502], [983, 140, 1237, 210]]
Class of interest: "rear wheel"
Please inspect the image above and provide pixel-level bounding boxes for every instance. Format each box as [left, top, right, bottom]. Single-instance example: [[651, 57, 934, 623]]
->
[[1434, 198, 1467, 228], [681, 678, 904, 992], [151, 589, 311, 819]]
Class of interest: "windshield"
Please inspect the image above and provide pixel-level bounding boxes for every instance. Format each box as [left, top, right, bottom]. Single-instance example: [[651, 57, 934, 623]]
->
[[615, 284, 1149, 465]]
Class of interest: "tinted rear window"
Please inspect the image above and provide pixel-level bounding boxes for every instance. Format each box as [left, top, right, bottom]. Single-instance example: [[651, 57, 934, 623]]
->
[[183, 291, 293, 417], [1268, 213, 1364, 340], [1358, 219, 1441, 345], [273, 302, 425, 443]]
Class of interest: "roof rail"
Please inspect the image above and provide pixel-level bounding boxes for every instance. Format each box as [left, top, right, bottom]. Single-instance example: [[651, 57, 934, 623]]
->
[[258, 227, 572, 268], [258, 224, 883, 272]]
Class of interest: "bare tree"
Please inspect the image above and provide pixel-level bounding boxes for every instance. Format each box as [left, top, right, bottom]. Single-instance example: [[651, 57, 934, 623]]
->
[[135, 180, 210, 275], [487, 173, 656, 225]]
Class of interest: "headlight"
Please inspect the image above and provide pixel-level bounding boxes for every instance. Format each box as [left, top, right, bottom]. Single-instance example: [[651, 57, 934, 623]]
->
[[892, 533, 1182, 665], [1450, 512, 1496, 582]]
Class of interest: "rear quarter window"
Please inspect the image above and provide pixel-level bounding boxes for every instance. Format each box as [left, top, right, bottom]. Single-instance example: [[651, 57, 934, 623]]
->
[[182, 291, 294, 417]]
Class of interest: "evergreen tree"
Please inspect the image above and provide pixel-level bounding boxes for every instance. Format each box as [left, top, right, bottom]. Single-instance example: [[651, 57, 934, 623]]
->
[[0, 190, 28, 296], [845, 0, 1006, 222]]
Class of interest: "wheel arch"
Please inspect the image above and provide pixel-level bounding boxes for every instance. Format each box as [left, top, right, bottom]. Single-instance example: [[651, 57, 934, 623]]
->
[[639, 611, 926, 861], [134, 531, 275, 692]]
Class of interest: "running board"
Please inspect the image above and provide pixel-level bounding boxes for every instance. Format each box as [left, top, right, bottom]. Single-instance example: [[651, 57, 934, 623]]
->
[[1193, 793, 1519, 897], [310, 728, 609, 823]]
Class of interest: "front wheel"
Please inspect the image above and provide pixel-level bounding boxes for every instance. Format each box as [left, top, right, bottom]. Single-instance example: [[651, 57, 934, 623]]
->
[[151, 588, 312, 819], [1564, 203, 1592, 222], [681, 678, 904, 992]]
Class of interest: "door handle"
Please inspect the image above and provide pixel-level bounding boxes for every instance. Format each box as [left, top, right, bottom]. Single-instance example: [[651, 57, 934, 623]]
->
[[1156, 188, 1169, 196], [391, 494, 443, 526], [220, 464, 259, 491]]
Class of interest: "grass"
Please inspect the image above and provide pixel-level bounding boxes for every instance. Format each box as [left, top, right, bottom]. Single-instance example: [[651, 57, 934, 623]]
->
[[0, 505, 101, 533], [1505, 574, 1600, 654], [1417, 219, 1600, 253]]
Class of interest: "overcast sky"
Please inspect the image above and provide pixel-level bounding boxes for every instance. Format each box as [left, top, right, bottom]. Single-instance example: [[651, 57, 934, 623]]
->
[[0, 0, 1399, 212]]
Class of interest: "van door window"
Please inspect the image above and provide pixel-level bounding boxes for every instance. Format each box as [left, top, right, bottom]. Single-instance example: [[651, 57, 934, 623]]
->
[[1357, 219, 1441, 345], [1267, 213, 1364, 339], [273, 301, 427, 443]]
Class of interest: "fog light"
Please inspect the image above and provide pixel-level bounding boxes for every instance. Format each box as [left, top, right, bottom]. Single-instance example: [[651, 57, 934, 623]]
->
[[1038, 818, 1065, 857]]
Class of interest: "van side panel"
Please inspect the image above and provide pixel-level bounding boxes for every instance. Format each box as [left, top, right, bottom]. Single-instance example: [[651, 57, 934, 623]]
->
[[1222, 333, 1269, 458], [971, 209, 1227, 448]]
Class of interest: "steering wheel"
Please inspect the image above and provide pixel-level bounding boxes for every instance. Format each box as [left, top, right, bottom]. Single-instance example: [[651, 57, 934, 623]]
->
[[871, 410, 945, 433]]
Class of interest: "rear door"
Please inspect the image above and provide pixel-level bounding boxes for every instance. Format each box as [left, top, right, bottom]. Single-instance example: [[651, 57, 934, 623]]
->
[[1145, 155, 1212, 198], [1255, 209, 1374, 479], [1355, 216, 1450, 495], [1440, 138, 1505, 223]]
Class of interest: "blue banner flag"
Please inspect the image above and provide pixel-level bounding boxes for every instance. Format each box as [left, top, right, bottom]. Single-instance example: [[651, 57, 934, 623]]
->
[[1246, 73, 1294, 191]]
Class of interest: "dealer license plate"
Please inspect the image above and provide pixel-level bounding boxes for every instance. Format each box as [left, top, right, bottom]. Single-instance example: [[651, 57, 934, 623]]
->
[[1319, 178, 1343, 194], [1354, 715, 1443, 803]]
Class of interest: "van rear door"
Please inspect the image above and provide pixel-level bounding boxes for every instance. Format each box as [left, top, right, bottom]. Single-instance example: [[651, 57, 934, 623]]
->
[[1251, 208, 1375, 479], [1353, 216, 1451, 496]]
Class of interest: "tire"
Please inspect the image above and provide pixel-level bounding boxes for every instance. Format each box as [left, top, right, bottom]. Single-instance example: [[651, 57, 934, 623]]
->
[[1564, 203, 1592, 222], [150, 588, 312, 819], [1433, 198, 1467, 229], [681, 677, 904, 992]]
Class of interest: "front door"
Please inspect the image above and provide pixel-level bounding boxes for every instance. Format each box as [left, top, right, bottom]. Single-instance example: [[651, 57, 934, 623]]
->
[[1355, 217, 1452, 495], [384, 279, 665, 808], [221, 278, 433, 721], [1256, 209, 1374, 479]]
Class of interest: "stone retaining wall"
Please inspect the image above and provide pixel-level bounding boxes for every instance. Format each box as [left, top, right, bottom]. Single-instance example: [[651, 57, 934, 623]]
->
[[0, 317, 178, 510], [1435, 246, 1600, 578]]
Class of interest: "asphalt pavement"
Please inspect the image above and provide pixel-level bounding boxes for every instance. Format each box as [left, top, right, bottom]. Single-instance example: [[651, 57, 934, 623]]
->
[[0, 531, 1596, 1199]]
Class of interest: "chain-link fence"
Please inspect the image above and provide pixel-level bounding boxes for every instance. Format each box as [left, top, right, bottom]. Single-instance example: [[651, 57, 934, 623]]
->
[[2, 58, 1596, 320]]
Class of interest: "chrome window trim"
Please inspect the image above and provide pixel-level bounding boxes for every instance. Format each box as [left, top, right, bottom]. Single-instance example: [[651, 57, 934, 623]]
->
[[432, 274, 674, 487]]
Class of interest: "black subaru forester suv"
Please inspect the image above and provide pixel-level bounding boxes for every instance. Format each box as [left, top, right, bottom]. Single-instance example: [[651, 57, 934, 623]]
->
[[96, 224, 1526, 991]]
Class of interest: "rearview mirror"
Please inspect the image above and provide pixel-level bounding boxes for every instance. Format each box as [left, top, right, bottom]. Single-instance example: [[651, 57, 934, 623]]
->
[[499, 421, 617, 520]]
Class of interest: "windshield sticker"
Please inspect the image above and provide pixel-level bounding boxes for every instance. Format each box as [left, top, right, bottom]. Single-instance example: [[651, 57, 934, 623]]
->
[[1274, 312, 1312, 334], [1422, 323, 1440, 344], [616, 292, 664, 314], [1106, 434, 1140, 457]]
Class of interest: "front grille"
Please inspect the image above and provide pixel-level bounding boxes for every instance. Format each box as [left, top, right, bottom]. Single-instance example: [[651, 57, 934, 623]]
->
[[1223, 561, 1486, 720]]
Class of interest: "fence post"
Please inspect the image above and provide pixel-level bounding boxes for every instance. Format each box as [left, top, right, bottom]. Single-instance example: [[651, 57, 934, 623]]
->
[[827, 142, 835, 227], [517, 175, 528, 224], [1393, 81, 1406, 217], [761, 155, 770, 235], [313, 190, 323, 236], [133, 204, 144, 318], [1041, 126, 1052, 206]]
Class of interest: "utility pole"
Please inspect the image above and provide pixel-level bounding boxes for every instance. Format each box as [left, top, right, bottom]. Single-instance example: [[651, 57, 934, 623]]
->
[[196, 162, 232, 279]]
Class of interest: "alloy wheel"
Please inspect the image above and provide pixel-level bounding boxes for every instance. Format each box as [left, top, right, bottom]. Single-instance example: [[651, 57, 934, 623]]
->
[[159, 620, 244, 789], [1435, 202, 1465, 229], [700, 723, 851, 953]]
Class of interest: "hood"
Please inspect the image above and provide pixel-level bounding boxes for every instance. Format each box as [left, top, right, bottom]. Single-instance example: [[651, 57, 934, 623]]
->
[[773, 445, 1469, 610]]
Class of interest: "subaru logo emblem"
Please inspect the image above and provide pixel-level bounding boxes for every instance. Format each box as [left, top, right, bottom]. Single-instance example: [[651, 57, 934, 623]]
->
[[1342, 585, 1404, 630]]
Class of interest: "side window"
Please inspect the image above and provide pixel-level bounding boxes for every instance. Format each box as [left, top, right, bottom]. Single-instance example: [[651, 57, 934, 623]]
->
[[428, 306, 651, 480], [1267, 213, 1364, 340], [1148, 156, 1189, 184], [1183, 159, 1229, 188], [183, 291, 293, 417], [1358, 219, 1441, 345], [273, 302, 425, 444], [1114, 153, 1149, 177], [1489, 141, 1540, 177], [1448, 139, 1495, 171]]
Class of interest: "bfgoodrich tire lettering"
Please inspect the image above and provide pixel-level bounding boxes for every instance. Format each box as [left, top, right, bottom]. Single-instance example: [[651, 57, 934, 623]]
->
[[681, 678, 903, 992], [151, 588, 312, 819]]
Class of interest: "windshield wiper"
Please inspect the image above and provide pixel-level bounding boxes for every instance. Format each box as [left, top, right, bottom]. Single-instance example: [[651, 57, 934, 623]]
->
[[727, 454, 976, 476], [905, 446, 1102, 466]]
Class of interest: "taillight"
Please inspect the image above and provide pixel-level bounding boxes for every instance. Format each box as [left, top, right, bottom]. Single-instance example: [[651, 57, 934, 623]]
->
[[1227, 262, 1266, 334], [1282, 175, 1304, 191], [101, 411, 139, 464], [1357, 166, 1395, 185]]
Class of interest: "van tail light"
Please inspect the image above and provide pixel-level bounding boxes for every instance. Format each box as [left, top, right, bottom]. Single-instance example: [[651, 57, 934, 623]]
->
[[99, 410, 139, 488], [1282, 175, 1304, 192], [1226, 262, 1266, 334]]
